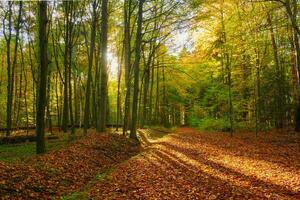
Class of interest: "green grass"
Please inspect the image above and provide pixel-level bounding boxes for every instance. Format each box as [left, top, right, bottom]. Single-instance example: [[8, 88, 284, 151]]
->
[[0, 139, 67, 163], [61, 168, 113, 200], [187, 116, 271, 132], [149, 126, 176, 133], [0, 142, 35, 163], [61, 191, 89, 200], [187, 116, 232, 132], [0, 129, 86, 163]]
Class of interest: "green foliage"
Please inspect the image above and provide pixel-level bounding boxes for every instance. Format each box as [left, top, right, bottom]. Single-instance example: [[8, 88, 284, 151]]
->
[[187, 116, 231, 132]]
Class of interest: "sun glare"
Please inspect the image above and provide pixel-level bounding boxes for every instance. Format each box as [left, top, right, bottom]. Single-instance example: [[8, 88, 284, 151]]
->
[[107, 51, 119, 81]]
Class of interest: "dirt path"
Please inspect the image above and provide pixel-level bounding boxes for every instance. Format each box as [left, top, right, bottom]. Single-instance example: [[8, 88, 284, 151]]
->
[[89, 127, 300, 200]]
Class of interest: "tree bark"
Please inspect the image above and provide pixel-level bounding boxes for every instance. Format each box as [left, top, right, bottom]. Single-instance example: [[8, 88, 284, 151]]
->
[[84, 0, 97, 134], [99, 0, 109, 132], [36, 1, 48, 154], [62, 2, 70, 133], [267, 12, 284, 128], [130, 0, 144, 139], [4, 2, 13, 136], [123, 0, 132, 135]]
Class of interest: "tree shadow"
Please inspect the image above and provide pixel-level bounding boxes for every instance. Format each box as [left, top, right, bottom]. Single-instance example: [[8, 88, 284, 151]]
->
[[167, 132, 300, 171], [151, 141, 300, 199]]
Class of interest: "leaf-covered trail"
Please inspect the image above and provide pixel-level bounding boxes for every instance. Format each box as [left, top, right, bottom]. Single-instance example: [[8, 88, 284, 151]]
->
[[89, 128, 300, 200]]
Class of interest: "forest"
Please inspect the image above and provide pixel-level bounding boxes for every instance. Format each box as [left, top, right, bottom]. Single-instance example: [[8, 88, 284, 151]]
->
[[0, 0, 300, 199]]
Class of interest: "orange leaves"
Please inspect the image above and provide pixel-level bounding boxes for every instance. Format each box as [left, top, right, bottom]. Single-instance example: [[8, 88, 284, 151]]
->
[[0, 131, 140, 199], [2, 128, 299, 199], [89, 128, 300, 199]]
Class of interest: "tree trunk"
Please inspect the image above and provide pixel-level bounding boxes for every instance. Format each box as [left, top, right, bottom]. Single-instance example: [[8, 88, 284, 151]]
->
[[84, 0, 97, 134], [62, 2, 70, 133], [130, 0, 144, 139], [155, 60, 160, 124], [293, 31, 300, 131], [99, 0, 109, 132], [162, 63, 169, 127], [267, 12, 284, 128], [4, 2, 13, 136], [116, 39, 123, 131], [46, 72, 53, 134], [36, 1, 48, 154], [123, 0, 132, 135]]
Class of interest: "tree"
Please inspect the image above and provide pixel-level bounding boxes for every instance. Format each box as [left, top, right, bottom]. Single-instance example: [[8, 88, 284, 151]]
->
[[3, 2, 23, 136], [3, 1, 13, 136], [84, 0, 97, 134], [36, 0, 48, 154], [99, 0, 109, 132], [130, 0, 145, 140], [122, 0, 133, 135]]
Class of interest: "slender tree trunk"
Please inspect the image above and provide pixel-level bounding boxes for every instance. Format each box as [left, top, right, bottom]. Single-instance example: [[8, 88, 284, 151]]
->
[[28, 39, 37, 126], [267, 13, 284, 128], [123, 0, 132, 135], [116, 40, 124, 131], [74, 69, 79, 126], [95, 41, 101, 130], [84, 0, 97, 134], [55, 73, 61, 130], [141, 54, 151, 128], [287, 0, 300, 131], [16, 37, 25, 128], [149, 60, 155, 125], [130, 0, 144, 139], [62, 2, 70, 133], [293, 32, 300, 131], [138, 74, 144, 127], [254, 48, 261, 137], [4, 2, 13, 136], [20, 36, 29, 134], [99, 0, 109, 132], [36, 1, 48, 154], [68, 41, 75, 134], [12, 2, 22, 131], [16, 56, 23, 128], [46, 73, 53, 134], [155, 60, 160, 124], [162, 63, 169, 127], [221, 2, 233, 135]]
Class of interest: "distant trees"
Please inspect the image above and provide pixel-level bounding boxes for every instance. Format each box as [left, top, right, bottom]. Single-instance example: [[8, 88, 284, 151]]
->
[[0, 0, 299, 153], [3, 2, 23, 136], [180, 0, 300, 133], [0, 0, 189, 141]]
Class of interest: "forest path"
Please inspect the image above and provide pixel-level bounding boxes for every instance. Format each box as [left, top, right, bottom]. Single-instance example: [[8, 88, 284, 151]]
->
[[89, 127, 300, 200]]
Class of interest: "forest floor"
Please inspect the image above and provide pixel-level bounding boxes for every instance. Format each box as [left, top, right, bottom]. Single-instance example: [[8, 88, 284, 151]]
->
[[0, 130, 140, 199], [0, 128, 300, 199], [89, 127, 300, 200]]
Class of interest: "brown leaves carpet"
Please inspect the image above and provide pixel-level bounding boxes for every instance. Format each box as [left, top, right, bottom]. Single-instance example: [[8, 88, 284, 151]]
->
[[0, 131, 140, 199], [1, 128, 299, 199], [89, 128, 300, 200]]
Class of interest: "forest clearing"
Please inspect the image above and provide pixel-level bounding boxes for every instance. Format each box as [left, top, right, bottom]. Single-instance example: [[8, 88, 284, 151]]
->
[[1, 0, 300, 199]]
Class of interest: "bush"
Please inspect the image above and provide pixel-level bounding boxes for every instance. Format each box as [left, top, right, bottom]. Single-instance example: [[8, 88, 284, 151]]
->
[[187, 116, 232, 132]]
